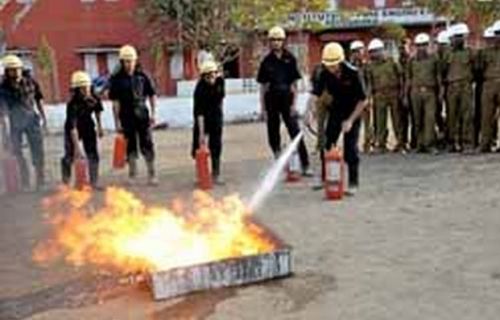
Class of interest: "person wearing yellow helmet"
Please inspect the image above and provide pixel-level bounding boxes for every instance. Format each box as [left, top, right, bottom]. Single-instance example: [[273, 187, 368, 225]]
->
[[0, 54, 47, 191], [108, 44, 159, 186], [61, 71, 104, 189], [257, 25, 311, 176], [306, 42, 368, 194], [191, 60, 226, 185]]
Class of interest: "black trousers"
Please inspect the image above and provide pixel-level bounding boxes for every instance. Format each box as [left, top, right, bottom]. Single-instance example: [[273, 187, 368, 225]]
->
[[192, 116, 223, 176], [61, 128, 99, 185], [322, 116, 361, 187], [264, 91, 309, 169], [121, 114, 155, 162]]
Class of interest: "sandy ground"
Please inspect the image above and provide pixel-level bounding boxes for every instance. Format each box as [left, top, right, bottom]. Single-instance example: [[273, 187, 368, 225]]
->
[[1, 122, 500, 320]]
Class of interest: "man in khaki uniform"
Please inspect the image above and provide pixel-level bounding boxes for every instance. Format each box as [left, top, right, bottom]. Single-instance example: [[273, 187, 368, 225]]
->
[[477, 22, 500, 152], [406, 33, 441, 153], [349, 40, 372, 152], [436, 30, 451, 146], [443, 23, 476, 152], [365, 38, 404, 152]]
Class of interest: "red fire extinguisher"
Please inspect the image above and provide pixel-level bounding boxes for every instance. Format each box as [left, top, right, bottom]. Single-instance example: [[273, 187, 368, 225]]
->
[[195, 143, 213, 190], [286, 151, 301, 183], [324, 147, 345, 201], [74, 158, 89, 190], [112, 134, 127, 169], [2, 154, 20, 194]]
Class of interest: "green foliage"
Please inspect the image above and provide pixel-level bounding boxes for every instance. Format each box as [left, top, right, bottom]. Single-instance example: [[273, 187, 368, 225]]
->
[[416, 0, 500, 28], [35, 36, 54, 75], [378, 23, 407, 41], [138, 0, 328, 62]]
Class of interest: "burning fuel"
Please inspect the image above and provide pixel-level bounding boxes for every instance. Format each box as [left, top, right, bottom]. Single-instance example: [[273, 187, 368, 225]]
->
[[33, 187, 276, 274]]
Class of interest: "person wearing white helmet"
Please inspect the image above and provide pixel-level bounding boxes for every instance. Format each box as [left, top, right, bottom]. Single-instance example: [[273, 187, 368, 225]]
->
[[257, 26, 311, 176], [0, 54, 47, 191], [191, 60, 226, 184], [349, 40, 372, 152], [406, 33, 441, 153], [476, 22, 500, 152], [61, 71, 104, 189], [305, 42, 368, 194], [443, 22, 476, 152], [108, 45, 159, 185], [365, 38, 405, 153]]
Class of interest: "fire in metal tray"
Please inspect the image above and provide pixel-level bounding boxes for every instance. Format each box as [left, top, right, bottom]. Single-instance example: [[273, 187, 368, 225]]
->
[[33, 186, 292, 299]]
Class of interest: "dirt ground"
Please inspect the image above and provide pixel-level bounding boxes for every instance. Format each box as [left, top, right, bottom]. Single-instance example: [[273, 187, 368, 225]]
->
[[1, 122, 500, 320]]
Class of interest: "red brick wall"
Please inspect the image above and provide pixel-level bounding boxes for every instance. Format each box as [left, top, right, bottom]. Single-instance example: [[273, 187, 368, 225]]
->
[[0, 0, 172, 101]]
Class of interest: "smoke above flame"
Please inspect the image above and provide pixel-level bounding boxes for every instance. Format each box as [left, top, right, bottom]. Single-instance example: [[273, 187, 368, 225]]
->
[[33, 187, 276, 273]]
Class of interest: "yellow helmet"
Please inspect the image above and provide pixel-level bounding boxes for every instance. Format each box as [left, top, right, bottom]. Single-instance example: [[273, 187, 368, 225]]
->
[[119, 45, 138, 61], [321, 42, 345, 66], [200, 60, 218, 75], [70, 70, 91, 88], [3, 54, 23, 69], [268, 26, 286, 40]]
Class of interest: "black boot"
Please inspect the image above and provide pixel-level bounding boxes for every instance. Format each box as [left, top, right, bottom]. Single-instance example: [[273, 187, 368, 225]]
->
[[61, 157, 72, 185], [212, 157, 224, 185], [88, 160, 103, 190], [146, 160, 158, 186]]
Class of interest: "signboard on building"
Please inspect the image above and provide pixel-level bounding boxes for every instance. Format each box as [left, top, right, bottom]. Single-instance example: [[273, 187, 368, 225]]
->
[[289, 7, 446, 29]]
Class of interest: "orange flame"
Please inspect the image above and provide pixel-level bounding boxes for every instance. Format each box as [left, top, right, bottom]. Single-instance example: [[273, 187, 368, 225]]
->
[[33, 186, 276, 273]]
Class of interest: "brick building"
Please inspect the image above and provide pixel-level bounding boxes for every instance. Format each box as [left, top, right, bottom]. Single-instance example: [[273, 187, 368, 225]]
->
[[1, 0, 446, 101]]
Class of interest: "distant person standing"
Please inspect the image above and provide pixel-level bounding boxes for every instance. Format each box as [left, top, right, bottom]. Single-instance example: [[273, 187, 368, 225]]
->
[[257, 26, 311, 176], [365, 39, 404, 153], [477, 22, 500, 152], [349, 40, 372, 153], [108, 45, 158, 185], [406, 33, 442, 153], [191, 60, 225, 185], [442, 23, 476, 153], [0, 54, 47, 191]]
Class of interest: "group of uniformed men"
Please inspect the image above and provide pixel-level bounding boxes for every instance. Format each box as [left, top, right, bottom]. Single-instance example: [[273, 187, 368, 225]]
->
[[352, 21, 500, 155], [0, 45, 158, 191], [1, 20, 499, 194], [258, 21, 500, 194]]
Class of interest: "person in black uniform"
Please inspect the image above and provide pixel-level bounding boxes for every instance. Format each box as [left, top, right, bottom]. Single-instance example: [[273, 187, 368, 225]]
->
[[61, 71, 104, 189], [191, 60, 225, 185], [108, 45, 158, 186], [306, 42, 368, 194], [0, 54, 47, 191], [256, 26, 311, 175]]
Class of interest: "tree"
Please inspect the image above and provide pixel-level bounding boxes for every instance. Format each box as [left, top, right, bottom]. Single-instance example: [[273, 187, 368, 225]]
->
[[137, 0, 327, 67], [35, 36, 59, 102], [416, 0, 500, 29]]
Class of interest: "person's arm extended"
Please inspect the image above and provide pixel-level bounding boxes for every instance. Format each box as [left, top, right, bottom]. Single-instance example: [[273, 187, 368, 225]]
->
[[343, 99, 368, 133], [112, 101, 122, 132], [197, 115, 205, 145], [95, 111, 104, 138], [71, 128, 83, 158], [259, 84, 268, 119], [291, 81, 299, 115], [148, 95, 157, 126], [36, 99, 48, 131]]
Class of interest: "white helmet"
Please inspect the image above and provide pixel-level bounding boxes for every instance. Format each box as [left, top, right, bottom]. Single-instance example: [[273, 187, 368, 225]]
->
[[450, 23, 470, 37], [415, 33, 430, 45], [493, 20, 500, 34], [483, 27, 495, 39], [368, 38, 384, 51], [350, 40, 364, 51], [437, 30, 451, 44]]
